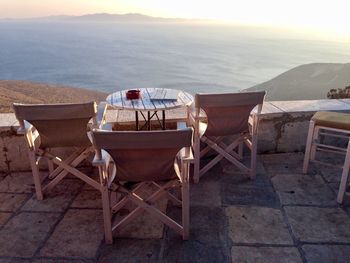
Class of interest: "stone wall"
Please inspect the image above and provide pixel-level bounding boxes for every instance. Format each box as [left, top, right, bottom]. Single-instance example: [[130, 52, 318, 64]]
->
[[2, 99, 350, 173], [257, 99, 350, 153]]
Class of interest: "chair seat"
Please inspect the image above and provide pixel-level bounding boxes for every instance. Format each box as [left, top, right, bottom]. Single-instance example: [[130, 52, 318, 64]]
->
[[312, 111, 350, 131]]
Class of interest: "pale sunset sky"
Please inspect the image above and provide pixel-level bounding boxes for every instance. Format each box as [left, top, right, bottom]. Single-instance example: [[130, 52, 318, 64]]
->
[[1, 0, 350, 38]]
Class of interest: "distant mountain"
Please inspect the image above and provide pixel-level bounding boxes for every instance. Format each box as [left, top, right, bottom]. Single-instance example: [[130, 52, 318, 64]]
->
[[6, 13, 194, 23], [246, 63, 350, 100]]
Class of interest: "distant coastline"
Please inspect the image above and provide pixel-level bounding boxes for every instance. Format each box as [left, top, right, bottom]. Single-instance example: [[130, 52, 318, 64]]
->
[[0, 80, 107, 113], [0, 13, 205, 24]]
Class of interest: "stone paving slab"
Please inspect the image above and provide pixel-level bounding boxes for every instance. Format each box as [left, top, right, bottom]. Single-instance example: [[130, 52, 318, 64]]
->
[[261, 153, 305, 164], [0, 212, 61, 258], [220, 173, 270, 188], [329, 182, 340, 192], [114, 184, 168, 239], [222, 186, 279, 208], [81, 172, 101, 191], [71, 190, 102, 209], [162, 206, 230, 263], [261, 153, 306, 176], [0, 258, 31, 263], [221, 158, 267, 176], [40, 209, 104, 259], [163, 215, 230, 263], [0, 172, 41, 194], [271, 174, 336, 206], [21, 179, 82, 212], [0, 212, 11, 225], [0, 193, 28, 211], [317, 165, 342, 183], [263, 162, 304, 177], [98, 239, 161, 263], [226, 206, 293, 245], [285, 207, 350, 243], [2, 152, 350, 262], [162, 239, 230, 263], [187, 206, 227, 244], [221, 173, 279, 208], [31, 259, 94, 263], [302, 244, 350, 263], [190, 177, 221, 207], [231, 246, 302, 263]]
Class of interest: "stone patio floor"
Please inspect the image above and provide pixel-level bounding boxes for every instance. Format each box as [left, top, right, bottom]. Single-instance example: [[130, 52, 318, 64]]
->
[[0, 152, 350, 262]]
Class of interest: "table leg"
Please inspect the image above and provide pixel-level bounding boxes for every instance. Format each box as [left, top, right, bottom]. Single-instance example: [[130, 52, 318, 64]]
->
[[162, 110, 166, 130], [135, 111, 139, 131], [147, 111, 151, 131]]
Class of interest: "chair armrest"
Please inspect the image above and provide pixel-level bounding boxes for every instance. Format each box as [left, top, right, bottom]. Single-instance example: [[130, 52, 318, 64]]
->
[[18, 121, 39, 149], [95, 102, 108, 129], [92, 149, 112, 167], [249, 111, 262, 135], [178, 147, 194, 164], [187, 103, 207, 121], [188, 110, 207, 121], [17, 121, 34, 135], [249, 111, 261, 126], [187, 112, 196, 127], [92, 150, 116, 186], [101, 123, 113, 131]]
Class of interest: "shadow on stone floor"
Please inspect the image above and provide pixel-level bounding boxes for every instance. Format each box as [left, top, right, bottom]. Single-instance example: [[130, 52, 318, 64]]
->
[[1, 153, 350, 262]]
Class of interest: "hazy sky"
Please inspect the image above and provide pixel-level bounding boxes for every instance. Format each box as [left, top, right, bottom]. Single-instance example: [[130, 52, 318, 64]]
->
[[1, 0, 350, 37]]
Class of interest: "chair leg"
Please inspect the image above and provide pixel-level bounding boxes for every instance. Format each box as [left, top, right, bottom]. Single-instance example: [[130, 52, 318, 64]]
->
[[310, 126, 319, 161], [193, 140, 200, 184], [181, 180, 190, 240], [101, 183, 113, 244], [250, 134, 258, 179], [337, 140, 350, 204], [238, 141, 243, 160], [303, 121, 315, 174], [47, 158, 54, 175], [28, 150, 43, 200]]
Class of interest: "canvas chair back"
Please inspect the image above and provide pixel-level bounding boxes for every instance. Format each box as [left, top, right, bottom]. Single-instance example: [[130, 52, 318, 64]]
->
[[13, 102, 96, 148], [92, 128, 193, 182], [195, 91, 265, 136]]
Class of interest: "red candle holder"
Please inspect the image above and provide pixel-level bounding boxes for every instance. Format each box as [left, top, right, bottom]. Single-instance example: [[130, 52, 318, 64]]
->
[[126, 89, 141, 100]]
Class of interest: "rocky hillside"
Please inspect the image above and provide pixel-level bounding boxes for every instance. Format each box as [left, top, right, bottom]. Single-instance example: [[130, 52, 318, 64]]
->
[[0, 80, 107, 113], [247, 63, 350, 101]]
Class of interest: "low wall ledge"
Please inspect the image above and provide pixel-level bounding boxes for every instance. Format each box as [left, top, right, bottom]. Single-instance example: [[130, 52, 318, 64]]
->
[[2, 98, 350, 173], [2, 99, 350, 129]]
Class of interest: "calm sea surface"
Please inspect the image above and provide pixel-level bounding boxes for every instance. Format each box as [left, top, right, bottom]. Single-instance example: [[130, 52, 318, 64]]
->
[[0, 22, 350, 94]]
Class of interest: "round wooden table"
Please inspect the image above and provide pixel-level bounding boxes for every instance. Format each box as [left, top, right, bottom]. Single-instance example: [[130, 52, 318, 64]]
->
[[106, 88, 193, 130]]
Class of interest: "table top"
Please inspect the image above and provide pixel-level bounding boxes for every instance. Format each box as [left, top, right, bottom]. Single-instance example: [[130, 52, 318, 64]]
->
[[106, 88, 194, 111]]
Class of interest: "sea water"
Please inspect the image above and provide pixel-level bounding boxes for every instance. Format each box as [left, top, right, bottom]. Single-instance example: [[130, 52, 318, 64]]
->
[[0, 21, 349, 94]]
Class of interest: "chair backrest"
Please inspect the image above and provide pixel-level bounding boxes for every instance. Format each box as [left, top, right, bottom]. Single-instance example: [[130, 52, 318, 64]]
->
[[92, 128, 193, 182], [13, 102, 97, 148], [195, 91, 266, 136]]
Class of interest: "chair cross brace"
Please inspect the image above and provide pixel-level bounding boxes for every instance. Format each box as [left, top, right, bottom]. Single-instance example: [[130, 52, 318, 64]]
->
[[37, 147, 101, 193], [199, 135, 250, 177], [110, 179, 184, 235]]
